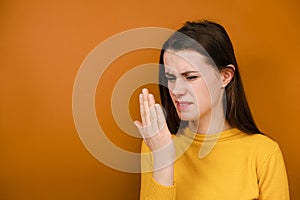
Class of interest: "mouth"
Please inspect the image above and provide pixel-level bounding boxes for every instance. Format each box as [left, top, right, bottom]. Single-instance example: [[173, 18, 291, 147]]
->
[[175, 100, 193, 111]]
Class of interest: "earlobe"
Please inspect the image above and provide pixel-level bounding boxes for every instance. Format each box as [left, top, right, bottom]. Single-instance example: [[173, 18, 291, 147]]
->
[[221, 64, 235, 88]]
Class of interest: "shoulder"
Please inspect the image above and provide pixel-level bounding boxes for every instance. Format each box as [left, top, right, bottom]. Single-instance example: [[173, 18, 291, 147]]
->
[[244, 132, 279, 150], [238, 132, 283, 166], [243, 133, 278, 149]]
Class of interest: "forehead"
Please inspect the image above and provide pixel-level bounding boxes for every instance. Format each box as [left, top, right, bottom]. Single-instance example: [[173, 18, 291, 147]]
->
[[163, 50, 212, 74]]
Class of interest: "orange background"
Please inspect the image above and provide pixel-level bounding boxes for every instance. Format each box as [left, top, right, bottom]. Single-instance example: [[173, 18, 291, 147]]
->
[[1, 0, 299, 199]]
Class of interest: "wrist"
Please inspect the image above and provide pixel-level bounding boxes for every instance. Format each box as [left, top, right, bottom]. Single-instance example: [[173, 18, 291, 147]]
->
[[152, 139, 175, 171], [153, 164, 174, 186]]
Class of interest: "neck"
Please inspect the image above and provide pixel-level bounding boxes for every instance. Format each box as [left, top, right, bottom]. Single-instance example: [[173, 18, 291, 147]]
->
[[189, 119, 232, 134], [188, 100, 232, 134]]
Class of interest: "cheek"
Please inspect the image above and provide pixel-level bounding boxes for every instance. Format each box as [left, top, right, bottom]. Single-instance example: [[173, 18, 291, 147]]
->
[[168, 89, 176, 102], [190, 82, 212, 109], [195, 89, 211, 106], [167, 82, 174, 94], [196, 75, 223, 104], [190, 80, 210, 99]]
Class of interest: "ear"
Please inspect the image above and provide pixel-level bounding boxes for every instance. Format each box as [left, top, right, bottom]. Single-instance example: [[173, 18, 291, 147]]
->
[[220, 64, 235, 88]]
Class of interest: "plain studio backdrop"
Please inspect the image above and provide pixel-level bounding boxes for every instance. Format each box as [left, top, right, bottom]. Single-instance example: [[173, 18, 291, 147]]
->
[[0, 0, 299, 199]]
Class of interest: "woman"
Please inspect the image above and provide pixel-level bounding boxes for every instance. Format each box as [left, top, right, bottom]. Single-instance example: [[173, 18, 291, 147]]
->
[[134, 20, 289, 199]]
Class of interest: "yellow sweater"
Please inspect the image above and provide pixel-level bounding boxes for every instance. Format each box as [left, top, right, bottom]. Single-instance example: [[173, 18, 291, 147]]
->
[[140, 128, 289, 200]]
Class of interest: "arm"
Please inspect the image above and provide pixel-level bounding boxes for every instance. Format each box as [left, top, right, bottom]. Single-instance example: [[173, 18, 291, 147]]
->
[[140, 141, 176, 200], [257, 144, 290, 199], [135, 88, 176, 200]]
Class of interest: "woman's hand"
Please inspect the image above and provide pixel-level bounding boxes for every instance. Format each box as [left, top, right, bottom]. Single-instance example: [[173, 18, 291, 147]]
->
[[134, 88, 173, 152], [135, 88, 175, 186]]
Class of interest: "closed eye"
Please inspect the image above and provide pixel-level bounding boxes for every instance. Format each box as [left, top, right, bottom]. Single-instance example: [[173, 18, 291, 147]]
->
[[165, 73, 176, 82], [165, 72, 200, 82], [165, 76, 176, 81], [186, 76, 199, 81]]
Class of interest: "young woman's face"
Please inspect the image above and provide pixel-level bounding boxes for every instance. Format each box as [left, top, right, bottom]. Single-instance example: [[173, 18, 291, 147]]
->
[[163, 50, 223, 122]]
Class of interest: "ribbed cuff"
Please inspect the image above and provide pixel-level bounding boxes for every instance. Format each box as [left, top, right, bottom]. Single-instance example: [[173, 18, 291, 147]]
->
[[147, 177, 176, 200]]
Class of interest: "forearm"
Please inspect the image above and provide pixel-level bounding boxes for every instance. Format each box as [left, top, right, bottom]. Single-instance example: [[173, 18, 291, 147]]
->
[[152, 141, 175, 186], [140, 141, 176, 200], [153, 163, 174, 186]]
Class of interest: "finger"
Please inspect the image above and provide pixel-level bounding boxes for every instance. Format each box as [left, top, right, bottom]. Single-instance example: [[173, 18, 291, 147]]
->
[[148, 93, 155, 107], [139, 94, 147, 126], [156, 104, 166, 131], [142, 89, 151, 126], [145, 104, 159, 138], [142, 88, 149, 95]]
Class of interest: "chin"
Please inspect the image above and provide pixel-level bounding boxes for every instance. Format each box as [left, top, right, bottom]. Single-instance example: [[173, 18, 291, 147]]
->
[[177, 113, 199, 122]]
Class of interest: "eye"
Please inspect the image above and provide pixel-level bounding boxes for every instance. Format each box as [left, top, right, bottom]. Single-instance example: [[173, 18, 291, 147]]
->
[[166, 76, 176, 82], [165, 73, 176, 82], [186, 76, 199, 81]]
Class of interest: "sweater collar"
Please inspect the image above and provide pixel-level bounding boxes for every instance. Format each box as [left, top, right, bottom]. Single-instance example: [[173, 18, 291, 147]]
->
[[182, 127, 242, 142]]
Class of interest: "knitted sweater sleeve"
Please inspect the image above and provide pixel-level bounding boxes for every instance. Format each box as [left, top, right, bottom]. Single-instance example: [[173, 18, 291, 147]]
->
[[140, 141, 176, 200], [257, 144, 290, 199]]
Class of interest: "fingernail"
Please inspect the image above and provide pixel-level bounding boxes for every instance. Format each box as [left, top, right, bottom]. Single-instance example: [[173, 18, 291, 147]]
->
[[142, 88, 148, 93]]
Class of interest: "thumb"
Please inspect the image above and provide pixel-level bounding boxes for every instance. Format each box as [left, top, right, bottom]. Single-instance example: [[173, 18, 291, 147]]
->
[[133, 120, 142, 128], [133, 120, 145, 138]]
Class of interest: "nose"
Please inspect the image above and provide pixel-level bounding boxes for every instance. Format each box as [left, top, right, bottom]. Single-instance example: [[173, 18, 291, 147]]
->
[[169, 78, 186, 98]]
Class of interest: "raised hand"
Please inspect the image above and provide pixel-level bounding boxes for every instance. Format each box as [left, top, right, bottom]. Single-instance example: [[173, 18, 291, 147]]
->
[[135, 88, 175, 186], [134, 88, 173, 152]]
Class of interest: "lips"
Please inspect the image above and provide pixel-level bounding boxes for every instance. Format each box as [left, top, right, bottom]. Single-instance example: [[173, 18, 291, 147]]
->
[[175, 100, 193, 111]]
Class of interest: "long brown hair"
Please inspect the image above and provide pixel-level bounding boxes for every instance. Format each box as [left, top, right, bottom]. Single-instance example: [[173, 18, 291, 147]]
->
[[159, 20, 263, 135]]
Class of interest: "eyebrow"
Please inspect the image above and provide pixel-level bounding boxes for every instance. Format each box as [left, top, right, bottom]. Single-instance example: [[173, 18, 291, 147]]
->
[[165, 71, 200, 76]]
